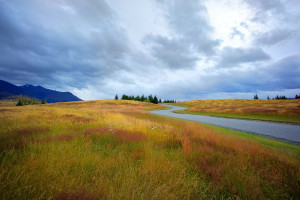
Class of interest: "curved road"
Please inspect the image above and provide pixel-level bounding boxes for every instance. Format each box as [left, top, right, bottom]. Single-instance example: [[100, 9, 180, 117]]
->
[[150, 104, 300, 145]]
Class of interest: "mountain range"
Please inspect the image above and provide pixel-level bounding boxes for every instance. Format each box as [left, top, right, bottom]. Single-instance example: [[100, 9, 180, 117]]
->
[[0, 80, 81, 103]]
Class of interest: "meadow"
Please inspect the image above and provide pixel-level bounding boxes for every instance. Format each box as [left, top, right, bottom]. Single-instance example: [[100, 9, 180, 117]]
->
[[0, 100, 299, 199], [175, 99, 300, 123]]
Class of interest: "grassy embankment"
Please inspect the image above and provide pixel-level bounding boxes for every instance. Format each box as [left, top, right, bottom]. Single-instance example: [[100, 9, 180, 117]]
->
[[0, 100, 299, 199], [174, 99, 300, 124]]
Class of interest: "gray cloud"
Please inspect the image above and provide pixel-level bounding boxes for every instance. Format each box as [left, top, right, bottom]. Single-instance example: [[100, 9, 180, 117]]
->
[[230, 27, 244, 40], [254, 29, 295, 46], [163, 0, 221, 55], [245, 0, 283, 11], [143, 0, 220, 70], [151, 54, 300, 100], [244, 0, 285, 22], [143, 35, 198, 69], [0, 0, 130, 89], [262, 54, 300, 89], [0, 0, 299, 100], [217, 47, 271, 68]]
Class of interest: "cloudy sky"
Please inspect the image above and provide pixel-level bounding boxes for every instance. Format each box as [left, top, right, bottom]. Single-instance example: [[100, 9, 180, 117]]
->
[[1, 0, 300, 100]]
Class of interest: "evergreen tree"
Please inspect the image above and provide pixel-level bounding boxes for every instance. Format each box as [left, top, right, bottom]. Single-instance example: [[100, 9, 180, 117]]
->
[[267, 96, 270, 100], [16, 99, 23, 106], [117, 93, 176, 104], [254, 94, 258, 99], [153, 95, 158, 104], [148, 95, 153, 103], [135, 95, 140, 101]]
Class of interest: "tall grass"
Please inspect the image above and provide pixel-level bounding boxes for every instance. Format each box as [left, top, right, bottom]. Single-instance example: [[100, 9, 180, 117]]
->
[[176, 99, 300, 123], [0, 100, 299, 199]]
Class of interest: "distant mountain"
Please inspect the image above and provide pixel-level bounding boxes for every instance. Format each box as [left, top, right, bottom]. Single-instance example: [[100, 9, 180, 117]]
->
[[0, 80, 81, 103]]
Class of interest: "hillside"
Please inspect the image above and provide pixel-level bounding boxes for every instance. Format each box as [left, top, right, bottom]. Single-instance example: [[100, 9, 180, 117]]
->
[[175, 99, 300, 123], [0, 80, 81, 103]]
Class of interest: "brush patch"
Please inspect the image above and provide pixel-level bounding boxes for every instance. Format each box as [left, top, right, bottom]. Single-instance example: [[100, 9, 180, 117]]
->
[[114, 129, 146, 142]]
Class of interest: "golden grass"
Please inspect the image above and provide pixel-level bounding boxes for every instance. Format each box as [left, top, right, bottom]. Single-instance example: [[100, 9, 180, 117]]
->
[[0, 100, 299, 199], [176, 99, 300, 123]]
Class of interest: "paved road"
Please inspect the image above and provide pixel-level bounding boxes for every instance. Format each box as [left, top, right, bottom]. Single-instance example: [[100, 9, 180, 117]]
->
[[149, 105, 300, 145]]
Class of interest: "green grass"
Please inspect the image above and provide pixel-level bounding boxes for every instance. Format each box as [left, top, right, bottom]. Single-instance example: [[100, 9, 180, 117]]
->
[[174, 109, 300, 124]]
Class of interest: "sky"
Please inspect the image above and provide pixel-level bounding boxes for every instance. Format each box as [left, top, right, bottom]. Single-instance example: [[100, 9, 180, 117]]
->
[[0, 0, 300, 101]]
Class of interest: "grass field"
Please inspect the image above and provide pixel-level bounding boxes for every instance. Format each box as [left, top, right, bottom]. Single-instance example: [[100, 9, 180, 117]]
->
[[175, 99, 300, 123], [0, 100, 299, 199]]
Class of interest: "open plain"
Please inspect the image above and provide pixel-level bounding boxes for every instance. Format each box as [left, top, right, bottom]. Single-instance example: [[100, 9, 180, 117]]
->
[[1, 100, 299, 199]]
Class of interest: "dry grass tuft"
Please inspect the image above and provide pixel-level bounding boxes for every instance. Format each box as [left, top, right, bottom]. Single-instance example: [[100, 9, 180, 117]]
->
[[37, 134, 76, 143], [83, 127, 110, 136], [62, 114, 75, 118], [55, 190, 96, 200], [16, 127, 50, 136], [114, 129, 146, 142]]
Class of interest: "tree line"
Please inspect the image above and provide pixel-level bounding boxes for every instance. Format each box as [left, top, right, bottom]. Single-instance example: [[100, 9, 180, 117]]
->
[[16, 98, 47, 106], [114, 94, 176, 104], [254, 94, 300, 100]]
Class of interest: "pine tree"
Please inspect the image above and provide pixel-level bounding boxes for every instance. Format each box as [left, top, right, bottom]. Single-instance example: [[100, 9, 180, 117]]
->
[[267, 96, 270, 100], [16, 99, 23, 106], [115, 94, 119, 100], [135, 95, 140, 101], [153, 95, 158, 104], [148, 95, 153, 103]]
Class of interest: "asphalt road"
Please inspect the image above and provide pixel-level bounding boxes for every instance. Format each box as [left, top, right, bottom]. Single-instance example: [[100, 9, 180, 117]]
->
[[149, 104, 300, 145]]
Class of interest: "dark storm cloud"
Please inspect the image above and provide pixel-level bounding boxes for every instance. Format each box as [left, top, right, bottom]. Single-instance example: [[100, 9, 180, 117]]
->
[[144, 0, 220, 70], [262, 54, 300, 89], [217, 54, 300, 92], [217, 47, 271, 68], [0, 0, 130, 88], [155, 54, 300, 100]]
